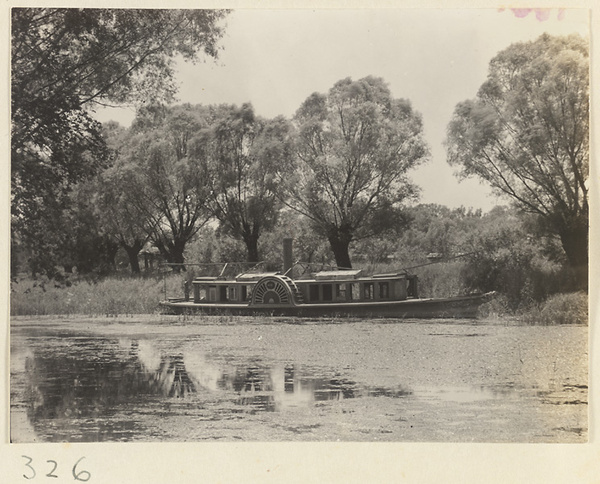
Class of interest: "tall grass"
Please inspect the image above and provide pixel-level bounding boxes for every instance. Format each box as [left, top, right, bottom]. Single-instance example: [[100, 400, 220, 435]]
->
[[517, 292, 588, 325], [477, 291, 589, 325], [10, 274, 185, 316]]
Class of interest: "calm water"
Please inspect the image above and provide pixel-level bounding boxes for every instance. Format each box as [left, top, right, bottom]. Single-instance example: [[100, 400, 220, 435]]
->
[[10, 316, 588, 442]]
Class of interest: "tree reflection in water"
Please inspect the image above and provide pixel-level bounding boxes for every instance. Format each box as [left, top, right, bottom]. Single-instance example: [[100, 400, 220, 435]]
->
[[24, 338, 198, 423], [219, 364, 361, 412], [19, 335, 412, 439]]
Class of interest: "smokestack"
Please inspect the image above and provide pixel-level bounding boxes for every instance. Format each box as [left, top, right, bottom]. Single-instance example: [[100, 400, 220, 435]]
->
[[283, 238, 293, 274]]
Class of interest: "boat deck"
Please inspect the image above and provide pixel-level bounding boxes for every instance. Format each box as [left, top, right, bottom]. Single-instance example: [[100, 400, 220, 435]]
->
[[161, 292, 495, 319]]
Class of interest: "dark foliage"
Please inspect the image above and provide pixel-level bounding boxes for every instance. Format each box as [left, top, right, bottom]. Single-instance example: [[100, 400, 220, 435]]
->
[[11, 8, 229, 277], [446, 34, 589, 271]]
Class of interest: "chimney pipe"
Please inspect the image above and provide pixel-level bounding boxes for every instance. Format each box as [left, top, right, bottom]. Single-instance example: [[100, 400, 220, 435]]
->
[[283, 238, 293, 274]]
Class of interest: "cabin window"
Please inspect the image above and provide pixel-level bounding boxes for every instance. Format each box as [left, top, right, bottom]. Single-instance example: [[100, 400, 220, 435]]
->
[[241, 285, 248, 301], [407, 276, 418, 298], [198, 287, 207, 301], [309, 284, 320, 302], [229, 286, 237, 301], [209, 286, 217, 302], [336, 284, 347, 300], [219, 285, 228, 301], [350, 283, 360, 300], [284, 365, 294, 393], [379, 282, 389, 299], [322, 284, 333, 301], [364, 283, 374, 300]]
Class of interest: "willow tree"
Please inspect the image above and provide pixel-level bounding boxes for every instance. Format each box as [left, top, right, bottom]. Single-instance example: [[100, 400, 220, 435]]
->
[[194, 104, 294, 262], [92, 123, 153, 274], [446, 34, 589, 269], [118, 105, 213, 267], [11, 8, 228, 275], [285, 76, 429, 268]]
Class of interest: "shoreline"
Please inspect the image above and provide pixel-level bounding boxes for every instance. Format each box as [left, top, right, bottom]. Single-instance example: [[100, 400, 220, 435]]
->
[[9, 313, 589, 327]]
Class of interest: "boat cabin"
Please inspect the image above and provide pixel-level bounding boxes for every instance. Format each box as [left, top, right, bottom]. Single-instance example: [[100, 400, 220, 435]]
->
[[190, 269, 418, 306], [191, 272, 280, 304], [294, 270, 417, 303]]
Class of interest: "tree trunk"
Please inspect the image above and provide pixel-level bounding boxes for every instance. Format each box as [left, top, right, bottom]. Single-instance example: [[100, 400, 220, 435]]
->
[[105, 240, 120, 271], [243, 233, 260, 263], [123, 244, 142, 274], [327, 228, 353, 269], [154, 238, 186, 272], [558, 221, 588, 281], [171, 239, 186, 272], [555, 213, 587, 266]]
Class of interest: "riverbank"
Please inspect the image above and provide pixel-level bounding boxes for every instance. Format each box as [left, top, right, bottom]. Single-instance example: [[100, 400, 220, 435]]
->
[[9, 275, 588, 325]]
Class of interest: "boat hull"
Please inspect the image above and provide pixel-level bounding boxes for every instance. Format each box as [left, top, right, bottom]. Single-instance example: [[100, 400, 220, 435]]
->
[[160, 292, 495, 319]]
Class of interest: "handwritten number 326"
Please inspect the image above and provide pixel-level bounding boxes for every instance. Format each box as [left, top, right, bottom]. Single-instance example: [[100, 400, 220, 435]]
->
[[22, 456, 90, 481]]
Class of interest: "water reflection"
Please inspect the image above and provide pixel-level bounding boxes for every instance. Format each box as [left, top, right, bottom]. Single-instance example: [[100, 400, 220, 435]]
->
[[16, 333, 530, 441], [18, 335, 413, 427], [23, 338, 195, 422], [11, 319, 588, 443], [225, 364, 361, 412]]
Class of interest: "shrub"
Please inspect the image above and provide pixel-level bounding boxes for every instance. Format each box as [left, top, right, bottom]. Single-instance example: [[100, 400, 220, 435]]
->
[[520, 292, 588, 325]]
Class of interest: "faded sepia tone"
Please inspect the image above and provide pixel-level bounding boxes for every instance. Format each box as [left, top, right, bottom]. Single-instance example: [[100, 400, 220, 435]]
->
[[9, 5, 589, 456]]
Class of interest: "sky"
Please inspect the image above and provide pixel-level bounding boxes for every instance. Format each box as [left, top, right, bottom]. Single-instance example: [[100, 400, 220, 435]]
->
[[94, 7, 590, 212]]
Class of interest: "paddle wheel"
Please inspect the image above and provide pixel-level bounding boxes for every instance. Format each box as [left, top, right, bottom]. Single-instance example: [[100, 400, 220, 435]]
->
[[249, 275, 303, 306]]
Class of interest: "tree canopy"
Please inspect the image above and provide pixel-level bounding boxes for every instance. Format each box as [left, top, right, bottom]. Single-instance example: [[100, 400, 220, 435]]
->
[[194, 104, 294, 262], [117, 104, 213, 267], [446, 34, 589, 269], [284, 76, 429, 268], [92, 122, 152, 274], [11, 8, 229, 274]]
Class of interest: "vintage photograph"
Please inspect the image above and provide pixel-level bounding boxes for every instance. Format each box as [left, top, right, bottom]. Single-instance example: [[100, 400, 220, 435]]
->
[[10, 7, 589, 444]]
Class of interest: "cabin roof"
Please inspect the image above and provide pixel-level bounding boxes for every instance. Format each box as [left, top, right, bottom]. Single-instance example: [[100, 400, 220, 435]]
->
[[235, 271, 281, 281], [372, 272, 408, 279], [192, 270, 412, 285], [312, 270, 363, 280]]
